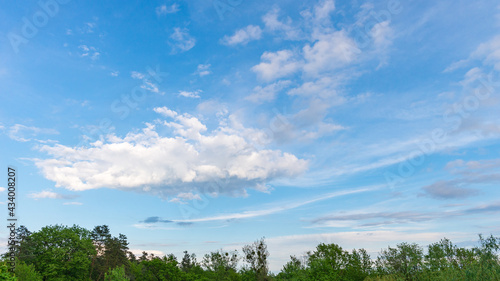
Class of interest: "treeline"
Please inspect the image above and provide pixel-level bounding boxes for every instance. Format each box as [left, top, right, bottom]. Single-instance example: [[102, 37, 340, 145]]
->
[[1, 225, 500, 280]]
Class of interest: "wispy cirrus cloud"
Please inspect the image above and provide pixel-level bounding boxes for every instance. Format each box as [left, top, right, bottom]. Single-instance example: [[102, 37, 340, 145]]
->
[[246, 80, 292, 103], [63, 202, 83, 205], [156, 3, 180, 16], [194, 64, 211, 77], [78, 45, 100, 60], [309, 199, 500, 229], [131, 71, 162, 94], [8, 124, 58, 142], [28, 190, 79, 200], [145, 186, 378, 224]]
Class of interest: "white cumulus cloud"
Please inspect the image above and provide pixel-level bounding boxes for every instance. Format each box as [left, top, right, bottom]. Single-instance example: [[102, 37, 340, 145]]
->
[[154, 107, 178, 118], [251, 50, 302, 81], [178, 90, 202, 98], [221, 25, 262, 46], [34, 112, 308, 200]]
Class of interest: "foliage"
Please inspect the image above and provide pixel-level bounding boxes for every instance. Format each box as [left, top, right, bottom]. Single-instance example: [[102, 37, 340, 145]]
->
[[14, 260, 42, 281], [5, 223, 500, 281], [202, 249, 240, 281], [28, 224, 96, 280], [275, 255, 307, 280], [375, 242, 424, 280], [0, 261, 17, 281], [304, 243, 372, 281], [90, 225, 131, 281], [242, 237, 270, 281], [104, 265, 129, 281]]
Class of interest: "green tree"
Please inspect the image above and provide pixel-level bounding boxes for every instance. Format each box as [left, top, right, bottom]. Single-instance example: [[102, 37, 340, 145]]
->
[[242, 238, 270, 281], [375, 242, 423, 281], [104, 265, 130, 281], [132, 254, 184, 281], [181, 250, 197, 273], [306, 243, 372, 280], [465, 235, 500, 280], [28, 224, 96, 280], [14, 260, 42, 281], [90, 225, 130, 280], [90, 225, 112, 280], [347, 248, 372, 280], [202, 250, 240, 281], [307, 242, 349, 280], [14, 226, 33, 264], [276, 255, 307, 281], [0, 261, 17, 281]]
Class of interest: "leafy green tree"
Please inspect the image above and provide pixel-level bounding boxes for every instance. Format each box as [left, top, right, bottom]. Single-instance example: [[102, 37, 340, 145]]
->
[[132, 254, 184, 281], [181, 250, 197, 273], [13, 226, 33, 264], [242, 238, 270, 281], [104, 265, 130, 281], [28, 224, 96, 280], [104, 234, 130, 271], [90, 225, 112, 280], [307, 242, 349, 280], [276, 255, 307, 281], [90, 225, 131, 280], [346, 248, 372, 280], [465, 235, 500, 280], [202, 249, 240, 281], [0, 261, 17, 280], [425, 238, 455, 272], [375, 242, 423, 281], [14, 260, 42, 281]]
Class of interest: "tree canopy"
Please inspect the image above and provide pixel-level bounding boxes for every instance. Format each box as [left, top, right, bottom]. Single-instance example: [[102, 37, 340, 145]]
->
[[3, 224, 500, 281]]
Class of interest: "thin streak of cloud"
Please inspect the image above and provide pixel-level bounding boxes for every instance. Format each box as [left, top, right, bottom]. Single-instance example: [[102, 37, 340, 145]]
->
[[174, 186, 378, 223]]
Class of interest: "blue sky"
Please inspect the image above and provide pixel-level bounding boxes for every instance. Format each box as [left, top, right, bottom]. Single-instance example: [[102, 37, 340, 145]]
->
[[1, 0, 500, 272]]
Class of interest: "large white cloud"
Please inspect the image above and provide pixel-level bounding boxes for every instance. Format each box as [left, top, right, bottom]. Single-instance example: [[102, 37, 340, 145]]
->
[[34, 111, 308, 199]]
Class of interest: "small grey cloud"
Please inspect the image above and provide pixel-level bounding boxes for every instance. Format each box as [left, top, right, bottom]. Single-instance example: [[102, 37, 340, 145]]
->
[[142, 216, 173, 223], [313, 211, 436, 225], [311, 200, 500, 228], [421, 180, 479, 199], [28, 190, 79, 200], [176, 222, 193, 226], [465, 202, 500, 214]]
